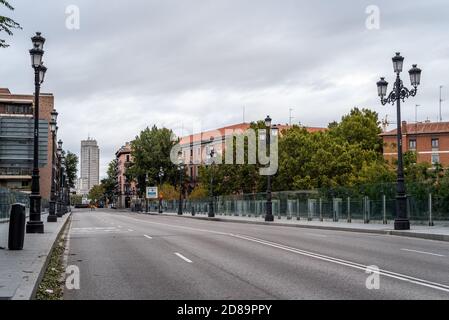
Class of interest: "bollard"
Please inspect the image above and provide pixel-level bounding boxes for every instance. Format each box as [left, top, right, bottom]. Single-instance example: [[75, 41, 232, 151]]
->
[[429, 193, 434, 227], [8, 204, 26, 251]]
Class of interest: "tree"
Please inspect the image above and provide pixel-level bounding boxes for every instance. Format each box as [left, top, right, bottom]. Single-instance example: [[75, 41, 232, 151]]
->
[[128, 126, 178, 196], [101, 159, 117, 203], [65, 151, 79, 189], [329, 108, 383, 153], [88, 184, 105, 203], [0, 0, 21, 48]]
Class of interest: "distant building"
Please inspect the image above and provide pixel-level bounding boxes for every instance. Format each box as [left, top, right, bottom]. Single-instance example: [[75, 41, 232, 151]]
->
[[115, 142, 135, 209], [179, 122, 325, 190], [381, 121, 449, 167], [0, 88, 54, 199], [79, 138, 100, 195]]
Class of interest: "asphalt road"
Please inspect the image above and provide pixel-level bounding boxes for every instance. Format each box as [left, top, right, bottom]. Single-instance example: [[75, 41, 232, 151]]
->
[[64, 209, 449, 300]]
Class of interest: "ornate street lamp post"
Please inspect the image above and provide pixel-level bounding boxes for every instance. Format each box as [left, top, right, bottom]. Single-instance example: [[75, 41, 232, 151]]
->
[[47, 109, 58, 222], [56, 140, 63, 217], [377, 52, 422, 231], [26, 32, 47, 234], [177, 152, 185, 215], [158, 167, 164, 214], [208, 147, 215, 218], [264, 116, 274, 222]]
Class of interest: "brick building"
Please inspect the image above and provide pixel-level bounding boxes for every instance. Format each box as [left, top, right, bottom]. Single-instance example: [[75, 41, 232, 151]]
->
[[115, 142, 136, 208], [179, 123, 325, 189], [0, 88, 55, 200], [381, 121, 449, 167]]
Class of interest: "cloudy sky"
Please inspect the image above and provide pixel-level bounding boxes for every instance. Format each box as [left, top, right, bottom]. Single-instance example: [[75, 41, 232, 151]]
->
[[2, 0, 449, 178]]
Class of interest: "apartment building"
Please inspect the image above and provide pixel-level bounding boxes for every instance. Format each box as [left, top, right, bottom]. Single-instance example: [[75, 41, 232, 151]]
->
[[115, 142, 136, 208], [381, 121, 449, 167], [79, 138, 100, 195], [0, 88, 53, 199]]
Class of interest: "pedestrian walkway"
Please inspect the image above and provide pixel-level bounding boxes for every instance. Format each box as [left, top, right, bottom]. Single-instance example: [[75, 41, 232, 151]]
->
[[0, 212, 71, 300], [139, 210, 449, 242]]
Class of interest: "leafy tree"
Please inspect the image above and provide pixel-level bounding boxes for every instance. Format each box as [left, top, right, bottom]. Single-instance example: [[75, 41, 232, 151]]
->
[[329, 108, 383, 153], [101, 159, 117, 203], [88, 184, 105, 202], [0, 0, 21, 48], [65, 151, 79, 189], [128, 126, 178, 196]]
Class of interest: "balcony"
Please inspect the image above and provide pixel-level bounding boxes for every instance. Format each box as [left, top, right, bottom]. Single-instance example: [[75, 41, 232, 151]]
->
[[0, 167, 32, 178]]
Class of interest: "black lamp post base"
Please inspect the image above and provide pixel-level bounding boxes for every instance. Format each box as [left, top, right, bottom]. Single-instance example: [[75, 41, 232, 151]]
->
[[26, 221, 44, 234], [265, 215, 274, 222], [394, 219, 410, 231]]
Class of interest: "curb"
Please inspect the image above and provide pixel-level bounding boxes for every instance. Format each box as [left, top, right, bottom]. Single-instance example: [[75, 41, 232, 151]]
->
[[140, 212, 449, 243], [13, 212, 72, 300]]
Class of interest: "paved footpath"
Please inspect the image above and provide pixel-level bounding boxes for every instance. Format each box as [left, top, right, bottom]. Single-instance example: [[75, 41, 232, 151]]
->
[[65, 209, 449, 300], [0, 212, 71, 300]]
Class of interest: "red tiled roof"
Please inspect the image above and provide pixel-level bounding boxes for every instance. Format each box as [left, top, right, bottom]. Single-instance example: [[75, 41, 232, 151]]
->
[[380, 121, 449, 136], [179, 123, 326, 145]]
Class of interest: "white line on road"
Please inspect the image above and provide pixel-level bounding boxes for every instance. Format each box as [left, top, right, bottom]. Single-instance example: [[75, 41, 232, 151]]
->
[[128, 229, 134, 232], [106, 213, 449, 294], [231, 234, 449, 293], [144, 235, 153, 239], [175, 253, 193, 264], [401, 249, 445, 257]]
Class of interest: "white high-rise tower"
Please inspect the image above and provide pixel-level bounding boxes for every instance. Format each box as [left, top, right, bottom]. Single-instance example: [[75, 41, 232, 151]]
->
[[79, 138, 100, 195]]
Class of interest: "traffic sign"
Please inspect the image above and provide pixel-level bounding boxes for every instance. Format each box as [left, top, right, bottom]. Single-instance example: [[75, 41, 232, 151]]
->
[[146, 187, 158, 199]]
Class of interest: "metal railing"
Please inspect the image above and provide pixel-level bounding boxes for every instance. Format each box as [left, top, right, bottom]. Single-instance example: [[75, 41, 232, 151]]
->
[[0, 187, 30, 223], [139, 183, 449, 225]]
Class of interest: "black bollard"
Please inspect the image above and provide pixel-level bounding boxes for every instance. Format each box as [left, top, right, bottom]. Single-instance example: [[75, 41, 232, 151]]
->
[[8, 204, 26, 251]]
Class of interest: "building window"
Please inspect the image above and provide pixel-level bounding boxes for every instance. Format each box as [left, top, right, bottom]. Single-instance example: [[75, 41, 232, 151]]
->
[[431, 138, 439, 149], [126, 155, 130, 162], [432, 154, 440, 165], [409, 139, 417, 150]]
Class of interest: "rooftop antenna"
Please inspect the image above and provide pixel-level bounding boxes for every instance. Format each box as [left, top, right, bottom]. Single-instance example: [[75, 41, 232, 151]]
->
[[415, 104, 421, 124], [289, 108, 295, 126], [243, 106, 245, 123], [439, 85, 444, 122]]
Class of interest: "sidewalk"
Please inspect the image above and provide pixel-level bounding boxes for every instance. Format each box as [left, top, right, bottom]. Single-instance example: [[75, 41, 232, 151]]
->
[[0, 212, 71, 300], [135, 210, 449, 243]]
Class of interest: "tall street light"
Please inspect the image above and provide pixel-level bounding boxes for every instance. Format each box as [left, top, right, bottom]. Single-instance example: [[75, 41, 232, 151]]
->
[[208, 147, 215, 218], [47, 109, 58, 222], [264, 115, 274, 222], [26, 32, 47, 234], [56, 140, 63, 217], [177, 151, 185, 215], [377, 52, 422, 231], [158, 167, 164, 214]]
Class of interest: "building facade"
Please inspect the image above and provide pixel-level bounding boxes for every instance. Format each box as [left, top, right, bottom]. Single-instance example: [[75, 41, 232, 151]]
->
[[179, 123, 325, 190], [0, 88, 54, 200], [79, 138, 100, 195], [381, 121, 449, 167], [115, 142, 136, 209]]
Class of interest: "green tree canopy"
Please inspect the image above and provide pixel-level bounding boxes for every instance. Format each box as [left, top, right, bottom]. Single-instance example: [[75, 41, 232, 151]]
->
[[65, 151, 79, 189], [128, 126, 178, 196]]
